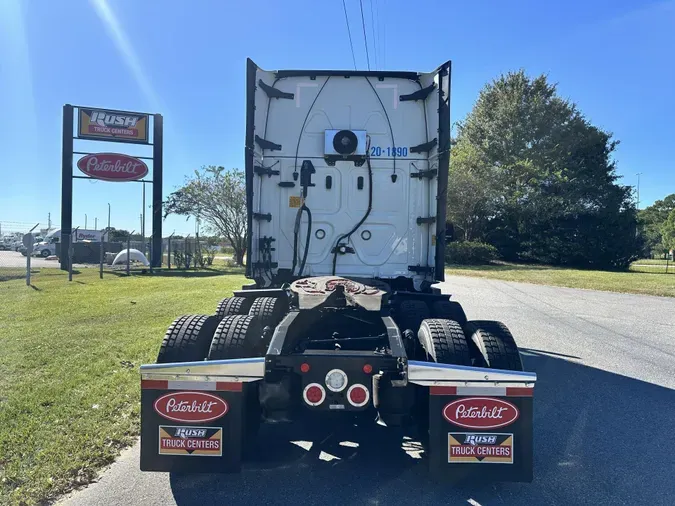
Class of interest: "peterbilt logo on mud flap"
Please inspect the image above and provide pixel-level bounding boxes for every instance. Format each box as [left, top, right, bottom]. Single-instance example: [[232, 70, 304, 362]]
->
[[443, 397, 519, 429], [153, 392, 228, 423]]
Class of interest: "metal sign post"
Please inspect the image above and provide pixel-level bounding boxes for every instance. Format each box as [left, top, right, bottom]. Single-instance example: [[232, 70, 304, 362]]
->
[[23, 223, 38, 286]]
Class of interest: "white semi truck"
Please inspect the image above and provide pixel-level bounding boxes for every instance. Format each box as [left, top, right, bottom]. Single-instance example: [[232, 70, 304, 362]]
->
[[139, 59, 536, 481], [29, 228, 106, 257]]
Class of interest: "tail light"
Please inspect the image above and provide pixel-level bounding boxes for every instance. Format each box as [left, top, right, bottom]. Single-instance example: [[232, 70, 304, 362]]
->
[[347, 384, 370, 407], [303, 383, 326, 406]]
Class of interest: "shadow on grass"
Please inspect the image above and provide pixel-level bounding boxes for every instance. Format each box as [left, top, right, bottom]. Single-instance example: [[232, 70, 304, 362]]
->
[[108, 267, 245, 279], [446, 262, 553, 272], [168, 349, 675, 506]]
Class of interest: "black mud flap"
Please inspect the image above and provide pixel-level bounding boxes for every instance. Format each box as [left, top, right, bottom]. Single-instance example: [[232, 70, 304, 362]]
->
[[428, 386, 533, 482], [140, 380, 245, 473]]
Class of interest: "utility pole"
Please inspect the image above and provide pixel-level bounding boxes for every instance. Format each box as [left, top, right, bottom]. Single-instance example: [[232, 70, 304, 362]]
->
[[107, 203, 111, 231], [95, 217, 97, 230], [48, 212, 51, 230], [85, 214, 88, 229], [636, 172, 643, 210], [142, 182, 146, 239]]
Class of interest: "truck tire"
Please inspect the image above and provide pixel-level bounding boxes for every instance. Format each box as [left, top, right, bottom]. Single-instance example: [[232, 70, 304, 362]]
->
[[465, 320, 523, 371], [208, 315, 264, 360], [156, 314, 219, 364], [216, 296, 253, 320], [41, 249, 51, 257], [396, 299, 430, 334], [247, 297, 285, 329], [431, 300, 467, 327], [418, 318, 472, 366]]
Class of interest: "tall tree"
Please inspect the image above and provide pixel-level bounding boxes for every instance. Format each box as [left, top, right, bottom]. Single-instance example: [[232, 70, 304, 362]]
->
[[638, 194, 675, 256], [165, 166, 247, 265], [660, 209, 675, 252], [448, 70, 639, 268]]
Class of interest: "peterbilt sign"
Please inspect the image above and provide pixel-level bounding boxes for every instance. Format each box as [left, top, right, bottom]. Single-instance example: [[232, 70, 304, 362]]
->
[[76, 153, 148, 182], [78, 107, 149, 143]]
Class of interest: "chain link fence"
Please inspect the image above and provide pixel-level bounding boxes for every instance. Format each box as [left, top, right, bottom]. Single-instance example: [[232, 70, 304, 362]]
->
[[2, 219, 233, 283]]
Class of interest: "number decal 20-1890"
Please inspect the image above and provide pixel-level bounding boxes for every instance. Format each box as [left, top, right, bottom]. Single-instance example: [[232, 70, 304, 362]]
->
[[370, 146, 408, 157]]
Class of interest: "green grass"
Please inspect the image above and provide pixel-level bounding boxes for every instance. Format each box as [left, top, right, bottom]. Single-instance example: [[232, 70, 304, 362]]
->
[[446, 262, 675, 298], [630, 258, 672, 265], [0, 267, 246, 505]]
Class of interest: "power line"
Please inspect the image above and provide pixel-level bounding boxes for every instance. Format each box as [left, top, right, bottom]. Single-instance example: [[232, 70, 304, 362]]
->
[[359, 0, 371, 70], [342, 0, 357, 70], [369, 0, 378, 70]]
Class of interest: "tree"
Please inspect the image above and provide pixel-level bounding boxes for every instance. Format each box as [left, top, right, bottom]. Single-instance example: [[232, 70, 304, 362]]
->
[[448, 70, 640, 269], [638, 194, 675, 256], [660, 209, 675, 252], [165, 166, 247, 265]]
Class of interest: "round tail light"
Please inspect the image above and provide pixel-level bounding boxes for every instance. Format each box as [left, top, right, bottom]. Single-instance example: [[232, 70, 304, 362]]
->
[[300, 363, 310, 373], [303, 383, 326, 406], [347, 384, 370, 407], [362, 364, 373, 374]]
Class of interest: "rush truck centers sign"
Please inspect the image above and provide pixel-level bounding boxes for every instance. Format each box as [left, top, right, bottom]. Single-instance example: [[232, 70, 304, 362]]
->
[[78, 107, 149, 143], [76, 153, 149, 182]]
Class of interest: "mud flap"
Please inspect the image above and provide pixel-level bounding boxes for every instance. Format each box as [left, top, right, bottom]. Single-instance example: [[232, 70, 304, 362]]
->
[[428, 386, 533, 482], [140, 380, 245, 473]]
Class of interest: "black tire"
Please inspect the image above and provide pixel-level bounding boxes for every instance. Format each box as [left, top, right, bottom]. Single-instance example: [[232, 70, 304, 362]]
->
[[208, 315, 264, 360], [417, 318, 472, 366], [247, 297, 285, 328], [465, 320, 523, 371], [157, 314, 219, 364], [41, 249, 50, 257], [216, 296, 253, 320], [396, 300, 430, 334], [431, 300, 467, 327]]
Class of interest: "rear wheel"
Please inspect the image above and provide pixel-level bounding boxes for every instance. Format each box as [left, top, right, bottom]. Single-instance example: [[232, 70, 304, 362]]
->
[[247, 297, 286, 328], [41, 249, 50, 257], [208, 315, 264, 360], [417, 318, 472, 366], [216, 296, 253, 320], [396, 300, 430, 334], [430, 300, 467, 327], [156, 314, 219, 363], [465, 320, 523, 371], [208, 315, 263, 447]]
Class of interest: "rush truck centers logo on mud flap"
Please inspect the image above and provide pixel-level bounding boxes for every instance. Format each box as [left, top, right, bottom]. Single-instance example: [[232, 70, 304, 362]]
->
[[78, 108, 149, 143], [153, 392, 228, 423], [443, 397, 519, 429], [159, 426, 223, 456], [448, 433, 514, 464]]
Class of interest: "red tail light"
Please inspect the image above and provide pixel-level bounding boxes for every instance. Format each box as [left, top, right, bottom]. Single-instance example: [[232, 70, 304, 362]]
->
[[300, 363, 310, 373], [303, 383, 326, 406], [362, 364, 373, 374], [347, 384, 370, 407]]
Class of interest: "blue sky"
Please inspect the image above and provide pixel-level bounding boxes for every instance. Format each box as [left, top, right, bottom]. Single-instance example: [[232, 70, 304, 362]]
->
[[1, 0, 673, 235]]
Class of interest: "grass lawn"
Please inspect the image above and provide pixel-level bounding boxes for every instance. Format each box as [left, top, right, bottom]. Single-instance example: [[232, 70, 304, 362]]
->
[[0, 267, 246, 505], [446, 263, 675, 298]]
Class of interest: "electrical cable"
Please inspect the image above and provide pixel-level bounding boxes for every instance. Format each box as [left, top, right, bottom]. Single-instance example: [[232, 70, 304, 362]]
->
[[290, 77, 331, 276], [331, 137, 373, 275], [359, 0, 371, 70], [369, 0, 378, 70], [342, 0, 357, 70]]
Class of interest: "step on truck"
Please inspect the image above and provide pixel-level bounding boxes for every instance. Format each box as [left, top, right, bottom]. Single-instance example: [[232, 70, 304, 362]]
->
[[139, 58, 536, 482]]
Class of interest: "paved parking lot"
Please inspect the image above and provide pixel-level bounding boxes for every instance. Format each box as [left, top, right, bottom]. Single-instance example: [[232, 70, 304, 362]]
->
[[0, 250, 60, 268], [61, 276, 675, 506]]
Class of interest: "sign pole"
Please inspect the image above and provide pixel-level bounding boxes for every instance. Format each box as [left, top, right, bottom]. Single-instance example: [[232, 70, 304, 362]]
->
[[152, 114, 163, 267], [61, 104, 74, 271]]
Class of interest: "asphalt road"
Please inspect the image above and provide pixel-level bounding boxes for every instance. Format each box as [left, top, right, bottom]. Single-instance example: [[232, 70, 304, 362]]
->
[[60, 276, 675, 506], [0, 250, 60, 268]]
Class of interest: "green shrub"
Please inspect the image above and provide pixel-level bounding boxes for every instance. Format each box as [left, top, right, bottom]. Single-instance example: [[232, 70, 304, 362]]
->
[[446, 241, 498, 265]]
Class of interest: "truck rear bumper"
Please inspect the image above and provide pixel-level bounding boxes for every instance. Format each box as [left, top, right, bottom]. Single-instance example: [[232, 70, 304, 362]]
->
[[139, 357, 536, 481]]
